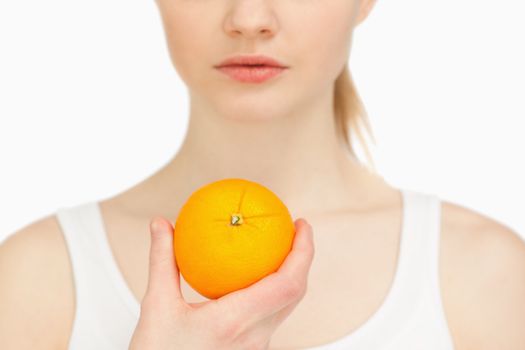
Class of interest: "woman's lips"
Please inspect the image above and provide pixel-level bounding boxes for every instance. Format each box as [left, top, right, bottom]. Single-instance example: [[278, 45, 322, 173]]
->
[[215, 65, 288, 83]]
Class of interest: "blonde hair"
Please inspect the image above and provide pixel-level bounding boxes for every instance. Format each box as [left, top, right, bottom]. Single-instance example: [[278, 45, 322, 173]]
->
[[334, 63, 377, 174]]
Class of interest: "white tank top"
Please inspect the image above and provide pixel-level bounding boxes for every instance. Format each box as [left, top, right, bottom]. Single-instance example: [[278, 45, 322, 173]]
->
[[56, 189, 455, 349]]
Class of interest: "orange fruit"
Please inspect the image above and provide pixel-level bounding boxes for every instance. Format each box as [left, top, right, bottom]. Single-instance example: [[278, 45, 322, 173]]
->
[[173, 178, 295, 299]]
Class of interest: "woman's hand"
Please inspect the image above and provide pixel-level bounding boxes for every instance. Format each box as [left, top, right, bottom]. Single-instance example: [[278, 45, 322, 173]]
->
[[128, 216, 315, 350]]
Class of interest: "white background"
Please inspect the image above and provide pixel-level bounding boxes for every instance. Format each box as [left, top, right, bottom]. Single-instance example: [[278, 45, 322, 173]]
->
[[1, 0, 524, 243]]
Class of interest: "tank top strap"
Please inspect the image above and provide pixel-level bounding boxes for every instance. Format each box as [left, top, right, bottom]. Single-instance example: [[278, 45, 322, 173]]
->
[[404, 189, 442, 281], [402, 189, 452, 340], [377, 189, 455, 349], [362, 189, 443, 344], [56, 202, 108, 311], [55, 202, 138, 349], [421, 191, 454, 346], [398, 189, 442, 297]]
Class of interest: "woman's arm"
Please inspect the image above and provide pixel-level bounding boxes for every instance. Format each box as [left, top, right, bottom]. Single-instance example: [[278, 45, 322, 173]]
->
[[442, 204, 525, 349], [0, 216, 75, 350]]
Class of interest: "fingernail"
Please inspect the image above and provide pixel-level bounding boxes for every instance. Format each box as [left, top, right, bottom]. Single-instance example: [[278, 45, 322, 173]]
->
[[152, 219, 162, 233]]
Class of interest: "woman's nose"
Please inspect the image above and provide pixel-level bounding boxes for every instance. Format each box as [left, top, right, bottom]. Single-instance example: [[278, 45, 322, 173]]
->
[[224, 0, 278, 40]]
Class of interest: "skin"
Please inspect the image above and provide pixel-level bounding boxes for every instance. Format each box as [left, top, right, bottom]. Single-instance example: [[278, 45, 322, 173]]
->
[[137, 0, 385, 222], [105, 0, 525, 347], [1, 0, 525, 349]]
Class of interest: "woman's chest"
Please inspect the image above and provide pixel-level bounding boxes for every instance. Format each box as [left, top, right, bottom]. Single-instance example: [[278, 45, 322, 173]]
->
[[108, 210, 408, 349]]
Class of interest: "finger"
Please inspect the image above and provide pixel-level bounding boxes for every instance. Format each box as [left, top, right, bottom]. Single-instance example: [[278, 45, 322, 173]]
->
[[218, 218, 315, 323], [145, 216, 184, 303], [276, 218, 315, 284]]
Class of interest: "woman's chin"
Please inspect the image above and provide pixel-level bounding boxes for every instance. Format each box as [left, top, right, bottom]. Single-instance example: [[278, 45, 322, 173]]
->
[[214, 103, 293, 123]]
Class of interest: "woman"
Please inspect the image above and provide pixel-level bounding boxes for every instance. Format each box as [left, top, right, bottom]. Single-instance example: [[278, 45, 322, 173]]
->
[[1, 0, 524, 349]]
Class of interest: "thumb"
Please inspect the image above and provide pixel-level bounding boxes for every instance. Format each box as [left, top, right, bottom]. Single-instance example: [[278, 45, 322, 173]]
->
[[218, 218, 315, 322], [145, 217, 183, 302]]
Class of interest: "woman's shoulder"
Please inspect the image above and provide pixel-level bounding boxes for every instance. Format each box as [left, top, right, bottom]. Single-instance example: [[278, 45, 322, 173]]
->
[[438, 199, 525, 348], [439, 198, 524, 258], [0, 214, 75, 349]]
